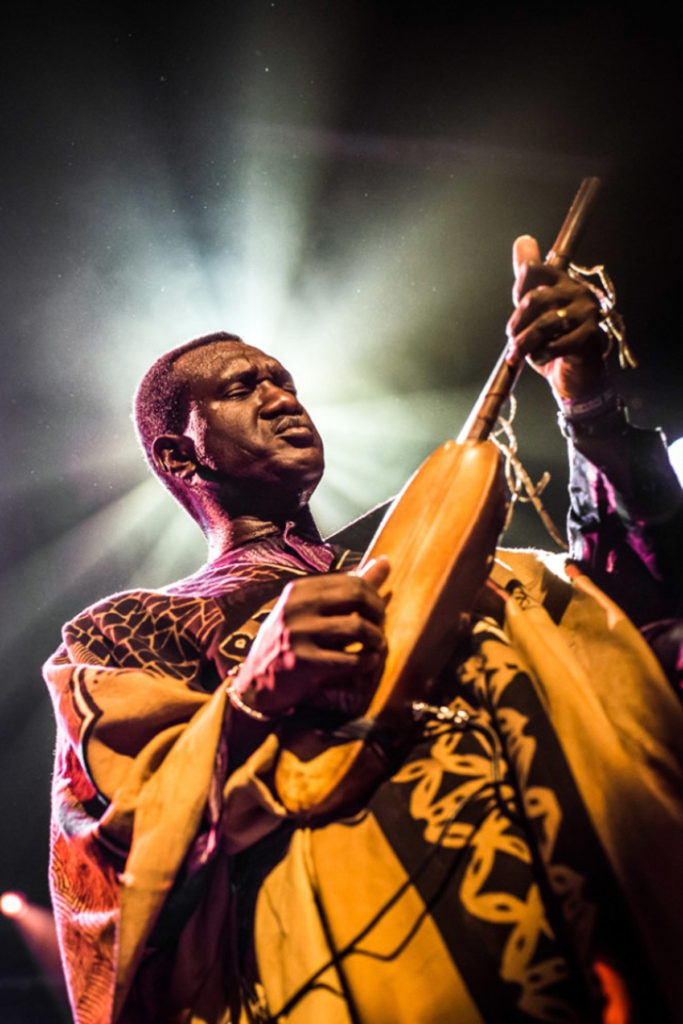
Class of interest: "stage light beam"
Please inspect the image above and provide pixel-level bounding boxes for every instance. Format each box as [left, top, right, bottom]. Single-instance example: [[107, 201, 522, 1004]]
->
[[668, 437, 683, 488]]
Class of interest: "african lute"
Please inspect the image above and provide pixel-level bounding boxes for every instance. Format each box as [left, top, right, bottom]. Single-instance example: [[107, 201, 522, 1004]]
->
[[274, 177, 601, 818]]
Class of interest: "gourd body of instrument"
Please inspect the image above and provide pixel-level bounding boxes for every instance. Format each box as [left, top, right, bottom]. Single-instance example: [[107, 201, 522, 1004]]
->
[[275, 439, 505, 817], [274, 176, 601, 819]]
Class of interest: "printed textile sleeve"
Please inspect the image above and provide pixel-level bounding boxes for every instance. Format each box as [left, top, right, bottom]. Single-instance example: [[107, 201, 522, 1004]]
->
[[567, 422, 683, 626], [44, 645, 228, 1023], [43, 589, 294, 1024]]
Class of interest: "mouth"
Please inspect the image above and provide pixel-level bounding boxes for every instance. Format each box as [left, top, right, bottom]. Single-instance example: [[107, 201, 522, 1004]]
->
[[274, 417, 315, 440]]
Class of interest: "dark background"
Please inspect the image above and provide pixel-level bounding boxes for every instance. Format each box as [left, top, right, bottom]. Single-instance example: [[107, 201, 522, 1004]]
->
[[1, 3, 681, 1018]]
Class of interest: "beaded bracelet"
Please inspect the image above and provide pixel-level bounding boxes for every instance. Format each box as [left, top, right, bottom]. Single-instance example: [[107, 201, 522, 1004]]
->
[[224, 665, 295, 723], [225, 681, 276, 723]]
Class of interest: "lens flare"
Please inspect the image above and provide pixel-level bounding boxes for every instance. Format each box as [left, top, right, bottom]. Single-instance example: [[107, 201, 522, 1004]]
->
[[1, 891, 27, 918]]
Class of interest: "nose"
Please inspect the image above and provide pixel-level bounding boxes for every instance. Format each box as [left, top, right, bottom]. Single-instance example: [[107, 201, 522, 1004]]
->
[[258, 381, 302, 418]]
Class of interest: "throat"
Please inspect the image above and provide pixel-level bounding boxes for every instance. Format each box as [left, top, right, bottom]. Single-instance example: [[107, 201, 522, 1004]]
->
[[204, 503, 321, 558]]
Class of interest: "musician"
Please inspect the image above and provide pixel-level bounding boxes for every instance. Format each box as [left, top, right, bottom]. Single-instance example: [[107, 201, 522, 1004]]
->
[[44, 237, 683, 1024]]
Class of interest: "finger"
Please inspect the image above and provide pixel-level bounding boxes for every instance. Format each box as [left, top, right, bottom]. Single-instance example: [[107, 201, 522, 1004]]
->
[[512, 235, 558, 306], [289, 574, 386, 624], [512, 308, 573, 361], [294, 613, 386, 650], [355, 555, 391, 589], [512, 235, 541, 279], [324, 578, 387, 623], [507, 280, 581, 338], [512, 261, 566, 306], [294, 643, 385, 674], [509, 299, 599, 361], [526, 322, 605, 367]]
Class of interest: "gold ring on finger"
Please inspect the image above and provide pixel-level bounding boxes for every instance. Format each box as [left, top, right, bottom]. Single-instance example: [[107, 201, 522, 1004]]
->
[[344, 640, 365, 654], [555, 307, 570, 333]]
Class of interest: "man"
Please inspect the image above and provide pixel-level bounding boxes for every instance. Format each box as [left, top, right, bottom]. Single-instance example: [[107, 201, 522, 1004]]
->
[[45, 238, 683, 1024]]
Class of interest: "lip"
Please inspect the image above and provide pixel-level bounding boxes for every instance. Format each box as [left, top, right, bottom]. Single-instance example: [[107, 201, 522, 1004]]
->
[[277, 427, 316, 447], [274, 418, 313, 437], [273, 420, 318, 449]]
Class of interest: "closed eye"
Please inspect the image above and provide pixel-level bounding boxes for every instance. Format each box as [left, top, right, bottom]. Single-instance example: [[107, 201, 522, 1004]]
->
[[219, 368, 297, 399], [222, 384, 252, 399]]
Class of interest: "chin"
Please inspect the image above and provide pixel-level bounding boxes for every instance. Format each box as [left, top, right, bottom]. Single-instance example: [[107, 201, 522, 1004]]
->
[[279, 457, 324, 506]]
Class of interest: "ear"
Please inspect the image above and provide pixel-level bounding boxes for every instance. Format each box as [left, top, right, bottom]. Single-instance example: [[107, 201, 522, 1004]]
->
[[151, 434, 199, 480]]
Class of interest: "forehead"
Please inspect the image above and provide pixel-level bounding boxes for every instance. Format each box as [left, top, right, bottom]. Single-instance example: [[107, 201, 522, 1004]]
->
[[174, 341, 291, 392]]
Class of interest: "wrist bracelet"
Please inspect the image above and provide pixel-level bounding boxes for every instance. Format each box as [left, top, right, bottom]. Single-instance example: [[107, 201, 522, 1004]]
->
[[557, 396, 628, 442], [557, 384, 619, 422], [225, 681, 277, 723], [224, 665, 295, 723]]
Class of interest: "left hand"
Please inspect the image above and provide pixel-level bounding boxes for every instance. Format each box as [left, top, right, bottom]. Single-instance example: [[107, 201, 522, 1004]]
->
[[505, 235, 609, 402], [229, 557, 390, 719]]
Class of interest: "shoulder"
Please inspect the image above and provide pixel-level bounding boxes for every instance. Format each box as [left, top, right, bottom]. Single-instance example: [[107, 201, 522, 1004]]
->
[[59, 582, 224, 670], [65, 584, 207, 631]]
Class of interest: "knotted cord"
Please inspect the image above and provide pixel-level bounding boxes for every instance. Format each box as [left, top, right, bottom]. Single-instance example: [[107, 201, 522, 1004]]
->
[[491, 395, 568, 550]]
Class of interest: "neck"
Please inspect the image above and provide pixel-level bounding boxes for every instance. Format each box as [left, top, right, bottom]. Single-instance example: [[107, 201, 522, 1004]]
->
[[201, 501, 321, 560]]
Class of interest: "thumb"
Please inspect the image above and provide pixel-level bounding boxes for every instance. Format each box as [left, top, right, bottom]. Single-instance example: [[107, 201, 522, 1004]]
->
[[512, 234, 541, 280], [355, 554, 391, 591]]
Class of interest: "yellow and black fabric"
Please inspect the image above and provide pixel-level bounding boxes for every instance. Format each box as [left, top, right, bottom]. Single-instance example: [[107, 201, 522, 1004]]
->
[[45, 535, 683, 1023]]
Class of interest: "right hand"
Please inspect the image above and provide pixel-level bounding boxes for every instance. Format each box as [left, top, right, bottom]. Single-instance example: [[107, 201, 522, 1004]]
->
[[506, 235, 609, 401], [232, 557, 390, 717]]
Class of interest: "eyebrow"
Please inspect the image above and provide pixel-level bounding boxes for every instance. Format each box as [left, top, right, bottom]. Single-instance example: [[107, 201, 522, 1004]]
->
[[215, 361, 295, 390]]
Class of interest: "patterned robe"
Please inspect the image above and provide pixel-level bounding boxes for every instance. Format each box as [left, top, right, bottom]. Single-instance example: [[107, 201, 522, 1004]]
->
[[43, 426, 683, 1024]]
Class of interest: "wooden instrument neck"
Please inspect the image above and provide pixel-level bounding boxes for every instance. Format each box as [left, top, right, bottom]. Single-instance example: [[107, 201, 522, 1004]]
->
[[457, 175, 601, 446]]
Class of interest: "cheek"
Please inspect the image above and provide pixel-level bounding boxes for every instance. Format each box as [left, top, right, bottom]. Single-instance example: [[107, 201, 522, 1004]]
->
[[203, 431, 258, 471], [198, 405, 257, 460]]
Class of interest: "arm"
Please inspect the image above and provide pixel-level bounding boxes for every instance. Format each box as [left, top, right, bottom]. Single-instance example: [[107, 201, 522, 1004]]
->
[[564, 415, 683, 624], [506, 236, 683, 624], [44, 591, 235, 1022], [46, 565, 391, 1020]]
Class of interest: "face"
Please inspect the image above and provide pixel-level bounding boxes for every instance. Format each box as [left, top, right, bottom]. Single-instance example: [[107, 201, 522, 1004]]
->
[[174, 341, 324, 509]]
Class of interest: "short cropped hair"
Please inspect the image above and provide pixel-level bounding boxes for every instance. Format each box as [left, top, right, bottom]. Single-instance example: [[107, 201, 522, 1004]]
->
[[133, 330, 242, 519]]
